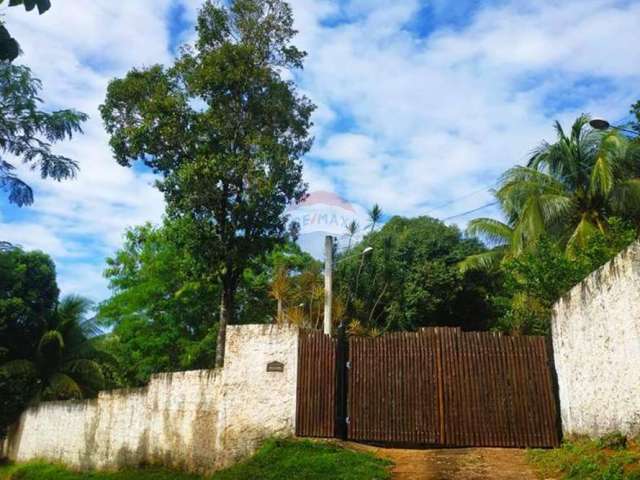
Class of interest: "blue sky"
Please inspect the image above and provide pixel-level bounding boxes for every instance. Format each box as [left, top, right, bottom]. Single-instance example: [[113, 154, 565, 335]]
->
[[1, 0, 639, 302]]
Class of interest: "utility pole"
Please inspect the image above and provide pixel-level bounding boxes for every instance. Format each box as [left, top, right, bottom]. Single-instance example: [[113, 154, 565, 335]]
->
[[324, 235, 333, 335]]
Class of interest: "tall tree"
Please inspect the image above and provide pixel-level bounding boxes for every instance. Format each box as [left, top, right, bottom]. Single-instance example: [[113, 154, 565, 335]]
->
[[100, 0, 314, 367]]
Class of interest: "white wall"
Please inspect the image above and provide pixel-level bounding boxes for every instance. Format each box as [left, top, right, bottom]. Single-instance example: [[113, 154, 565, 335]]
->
[[3, 324, 299, 473], [552, 242, 640, 438]]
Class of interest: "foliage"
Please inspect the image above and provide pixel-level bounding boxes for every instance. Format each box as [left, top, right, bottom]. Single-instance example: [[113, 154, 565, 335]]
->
[[0, 64, 87, 206], [0, 247, 58, 359], [100, 0, 314, 367], [495, 218, 636, 335], [335, 216, 499, 333], [0, 440, 392, 480], [0, 248, 115, 437], [631, 101, 640, 136], [0, 0, 51, 62], [495, 115, 640, 254], [1, 295, 108, 401], [528, 436, 640, 480], [97, 222, 219, 386], [98, 221, 318, 385], [212, 439, 392, 480], [367, 204, 383, 233]]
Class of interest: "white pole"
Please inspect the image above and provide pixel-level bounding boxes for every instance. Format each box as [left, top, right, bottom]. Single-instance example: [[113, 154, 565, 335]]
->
[[323, 235, 333, 335]]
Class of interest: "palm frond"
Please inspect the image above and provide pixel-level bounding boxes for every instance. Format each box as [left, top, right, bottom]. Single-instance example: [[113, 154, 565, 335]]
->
[[589, 153, 615, 197], [458, 248, 507, 273], [42, 372, 82, 401], [610, 178, 640, 216], [62, 359, 105, 397], [37, 330, 64, 366], [566, 215, 599, 254], [56, 295, 95, 336], [537, 193, 574, 227], [466, 218, 513, 247]]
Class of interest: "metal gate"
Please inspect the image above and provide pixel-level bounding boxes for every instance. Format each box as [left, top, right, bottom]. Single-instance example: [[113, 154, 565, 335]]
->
[[296, 327, 561, 448]]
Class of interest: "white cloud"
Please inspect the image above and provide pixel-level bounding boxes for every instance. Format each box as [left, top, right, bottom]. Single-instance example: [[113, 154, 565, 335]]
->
[[1, 0, 171, 300], [1, 0, 638, 301], [293, 0, 640, 216]]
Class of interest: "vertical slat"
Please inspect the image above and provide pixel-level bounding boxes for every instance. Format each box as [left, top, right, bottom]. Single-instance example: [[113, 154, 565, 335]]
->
[[329, 328, 560, 448]]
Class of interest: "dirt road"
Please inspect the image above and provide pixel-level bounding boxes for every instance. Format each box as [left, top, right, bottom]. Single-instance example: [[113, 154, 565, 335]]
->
[[347, 443, 545, 480]]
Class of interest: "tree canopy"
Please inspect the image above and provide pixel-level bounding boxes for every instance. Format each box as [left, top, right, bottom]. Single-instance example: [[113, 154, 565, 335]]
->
[[335, 216, 498, 334], [100, 0, 314, 366]]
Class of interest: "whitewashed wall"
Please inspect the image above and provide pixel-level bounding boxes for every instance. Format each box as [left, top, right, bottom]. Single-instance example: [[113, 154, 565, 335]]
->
[[3, 324, 299, 473], [552, 242, 640, 438]]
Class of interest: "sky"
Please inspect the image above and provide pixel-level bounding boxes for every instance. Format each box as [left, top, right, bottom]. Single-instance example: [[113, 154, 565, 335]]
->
[[1, 0, 639, 302]]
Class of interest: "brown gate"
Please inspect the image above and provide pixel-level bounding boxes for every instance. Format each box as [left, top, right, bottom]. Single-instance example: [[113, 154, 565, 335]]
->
[[295, 330, 337, 437], [296, 327, 560, 448]]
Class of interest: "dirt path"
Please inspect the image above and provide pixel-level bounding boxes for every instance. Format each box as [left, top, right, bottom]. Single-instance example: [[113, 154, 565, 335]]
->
[[345, 443, 547, 480]]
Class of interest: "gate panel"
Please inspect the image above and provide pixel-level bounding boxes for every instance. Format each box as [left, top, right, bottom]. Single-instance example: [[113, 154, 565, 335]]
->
[[295, 330, 337, 438], [347, 332, 440, 444], [345, 328, 560, 448]]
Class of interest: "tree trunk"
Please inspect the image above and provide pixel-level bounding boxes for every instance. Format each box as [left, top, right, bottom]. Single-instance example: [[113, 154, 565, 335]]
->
[[215, 283, 235, 368], [277, 298, 283, 324]]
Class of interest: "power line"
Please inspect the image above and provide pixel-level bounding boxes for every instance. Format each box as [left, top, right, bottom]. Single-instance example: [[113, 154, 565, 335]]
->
[[423, 179, 500, 215], [441, 201, 499, 222]]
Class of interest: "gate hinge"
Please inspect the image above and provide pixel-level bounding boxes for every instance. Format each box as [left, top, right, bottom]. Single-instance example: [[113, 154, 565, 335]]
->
[[346, 361, 352, 369]]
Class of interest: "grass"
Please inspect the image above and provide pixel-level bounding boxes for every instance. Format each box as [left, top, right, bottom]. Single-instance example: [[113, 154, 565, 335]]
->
[[528, 434, 640, 480], [213, 439, 391, 480], [0, 439, 392, 480]]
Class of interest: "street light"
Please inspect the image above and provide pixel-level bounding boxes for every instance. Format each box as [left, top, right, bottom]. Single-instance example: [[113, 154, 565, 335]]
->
[[589, 118, 638, 136]]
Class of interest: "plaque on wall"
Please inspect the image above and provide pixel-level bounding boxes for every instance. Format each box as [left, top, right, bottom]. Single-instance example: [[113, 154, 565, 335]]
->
[[266, 361, 284, 372]]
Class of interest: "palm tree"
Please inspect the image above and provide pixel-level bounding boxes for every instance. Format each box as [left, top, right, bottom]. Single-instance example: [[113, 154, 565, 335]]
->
[[494, 115, 640, 254], [367, 204, 383, 233], [345, 220, 359, 250], [0, 295, 106, 401]]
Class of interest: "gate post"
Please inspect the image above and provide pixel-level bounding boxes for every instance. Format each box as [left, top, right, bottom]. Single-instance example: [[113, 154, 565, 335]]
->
[[335, 322, 349, 439]]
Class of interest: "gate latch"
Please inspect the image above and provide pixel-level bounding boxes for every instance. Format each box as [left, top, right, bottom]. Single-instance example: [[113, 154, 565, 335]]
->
[[345, 416, 351, 425], [346, 361, 352, 369]]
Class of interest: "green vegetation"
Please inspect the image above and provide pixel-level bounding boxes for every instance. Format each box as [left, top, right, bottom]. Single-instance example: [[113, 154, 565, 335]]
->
[[0, 463, 201, 480], [100, 0, 314, 367], [0, 439, 391, 480], [528, 435, 640, 480], [0, 247, 115, 436], [97, 221, 318, 386], [335, 216, 499, 334], [462, 114, 640, 334], [213, 439, 391, 480]]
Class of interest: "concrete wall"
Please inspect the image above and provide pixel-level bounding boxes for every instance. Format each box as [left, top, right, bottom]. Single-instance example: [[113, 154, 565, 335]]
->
[[3, 324, 299, 473], [552, 242, 640, 438]]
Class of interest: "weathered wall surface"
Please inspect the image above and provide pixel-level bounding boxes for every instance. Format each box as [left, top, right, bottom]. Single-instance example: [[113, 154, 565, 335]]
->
[[3, 324, 299, 473], [552, 242, 640, 438]]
